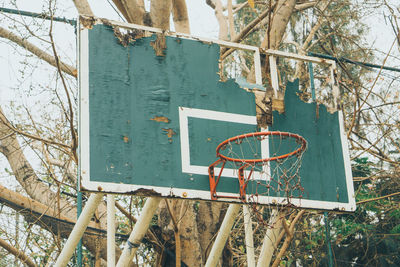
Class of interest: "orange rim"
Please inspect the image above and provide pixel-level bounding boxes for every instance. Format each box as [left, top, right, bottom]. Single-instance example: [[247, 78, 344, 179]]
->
[[216, 131, 307, 164]]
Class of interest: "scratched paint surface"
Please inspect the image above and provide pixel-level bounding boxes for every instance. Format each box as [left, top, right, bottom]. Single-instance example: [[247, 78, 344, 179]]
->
[[85, 24, 352, 207], [88, 24, 256, 193], [270, 80, 350, 203]]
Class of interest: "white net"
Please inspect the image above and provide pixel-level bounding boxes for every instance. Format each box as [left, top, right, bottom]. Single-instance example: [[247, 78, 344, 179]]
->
[[209, 131, 307, 206]]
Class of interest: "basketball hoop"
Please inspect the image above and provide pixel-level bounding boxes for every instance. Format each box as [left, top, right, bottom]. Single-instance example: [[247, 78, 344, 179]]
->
[[208, 131, 307, 204]]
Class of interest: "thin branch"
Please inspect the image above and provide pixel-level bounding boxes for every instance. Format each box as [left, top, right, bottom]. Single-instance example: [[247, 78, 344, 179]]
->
[[221, 7, 270, 59], [357, 191, 400, 204], [0, 237, 37, 267], [0, 110, 70, 150], [48, 17, 78, 163], [271, 210, 305, 267], [0, 26, 76, 77], [347, 38, 396, 138]]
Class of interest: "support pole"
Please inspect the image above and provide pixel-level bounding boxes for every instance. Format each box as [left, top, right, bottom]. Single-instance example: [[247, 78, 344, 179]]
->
[[116, 197, 161, 267], [324, 212, 334, 267], [243, 205, 256, 267], [308, 62, 316, 102], [269, 55, 279, 98], [256, 209, 282, 267], [107, 194, 116, 267], [55, 193, 104, 267], [205, 204, 240, 267], [76, 171, 83, 267]]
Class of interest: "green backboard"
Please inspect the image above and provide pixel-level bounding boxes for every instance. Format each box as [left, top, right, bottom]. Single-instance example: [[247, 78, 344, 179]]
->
[[79, 20, 355, 211]]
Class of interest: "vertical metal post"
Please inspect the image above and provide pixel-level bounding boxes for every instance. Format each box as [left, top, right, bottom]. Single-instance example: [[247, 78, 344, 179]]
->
[[55, 193, 104, 267], [330, 61, 340, 109], [243, 205, 256, 267], [308, 62, 316, 102], [256, 209, 281, 267], [76, 18, 83, 267], [205, 204, 240, 267], [324, 212, 334, 267], [107, 194, 116, 266], [76, 148, 83, 267], [254, 48, 262, 85], [116, 197, 161, 267], [76, 187, 83, 267], [269, 55, 279, 98]]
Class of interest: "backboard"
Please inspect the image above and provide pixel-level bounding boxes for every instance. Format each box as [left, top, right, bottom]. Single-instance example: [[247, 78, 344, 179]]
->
[[79, 18, 355, 211]]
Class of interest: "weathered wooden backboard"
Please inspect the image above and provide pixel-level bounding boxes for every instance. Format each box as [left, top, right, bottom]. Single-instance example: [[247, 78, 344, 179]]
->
[[79, 19, 355, 211]]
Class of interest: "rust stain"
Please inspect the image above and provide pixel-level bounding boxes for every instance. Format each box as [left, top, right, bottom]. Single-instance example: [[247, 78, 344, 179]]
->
[[80, 16, 96, 29], [254, 90, 273, 127], [150, 116, 170, 123], [150, 33, 167, 56], [131, 188, 162, 197], [162, 128, 176, 143], [101, 18, 146, 47]]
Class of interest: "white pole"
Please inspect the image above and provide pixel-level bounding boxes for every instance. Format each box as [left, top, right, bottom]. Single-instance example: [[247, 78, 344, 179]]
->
[[243, 205, 256, 267], [55, 193, 104, 267], [116, 197, 161, 267], [269, 55, 279, 98], [256, 209, 282, 267], [107, 194, 116, 266], [205, 204, 240, 267]]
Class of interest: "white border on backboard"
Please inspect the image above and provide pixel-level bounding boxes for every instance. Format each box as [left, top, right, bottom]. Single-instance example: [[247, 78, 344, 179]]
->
[[178, 107, 268, 180], [78, 18, 356, 212]]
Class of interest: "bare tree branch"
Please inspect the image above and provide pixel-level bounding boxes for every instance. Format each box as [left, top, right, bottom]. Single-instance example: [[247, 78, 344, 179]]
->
[[150, 0, 173, 30], [172, 0, 190, 34], [112, 0, 145, 24], [72, 0, 94, 16], [0, 237, 37, 267], [0, 26, 77, 77]]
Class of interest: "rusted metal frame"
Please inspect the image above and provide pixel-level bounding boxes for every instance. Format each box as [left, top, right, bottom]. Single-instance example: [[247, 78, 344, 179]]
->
[[264, 48, 336, 96], [81, 16, 264, 87], [263, 49, 336, 65]]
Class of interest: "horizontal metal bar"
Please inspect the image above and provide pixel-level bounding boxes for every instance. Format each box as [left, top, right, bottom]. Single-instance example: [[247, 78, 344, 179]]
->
[[92, 17, 259, 52], [309, 52, 400, 73], [263, 49, 336, 65], [0, 7, 76, 26]]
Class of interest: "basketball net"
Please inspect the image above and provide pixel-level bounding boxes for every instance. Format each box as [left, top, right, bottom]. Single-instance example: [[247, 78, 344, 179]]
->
[[208, 131, 307, 208]]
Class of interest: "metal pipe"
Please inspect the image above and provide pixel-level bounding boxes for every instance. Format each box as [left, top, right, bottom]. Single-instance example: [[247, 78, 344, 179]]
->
[[76, 174, 83, 266], [256, 209, 282, 267], [107, 194, 116, 267], [205, 204, 240, 267], [269, 55, 279, 98], [308, 62, 316, 102], [55, 193, 104, 267], [324, 212, 334, 267], [0, 7, 76, 25], [243, 205, 256, 267], [254, 49, 262, 85], [309, 52, 400, 73], [116, 197, 161, 267]]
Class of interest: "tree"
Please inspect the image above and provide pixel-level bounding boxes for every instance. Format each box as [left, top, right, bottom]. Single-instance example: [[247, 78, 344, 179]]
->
[[1, 0, 399, 266]]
